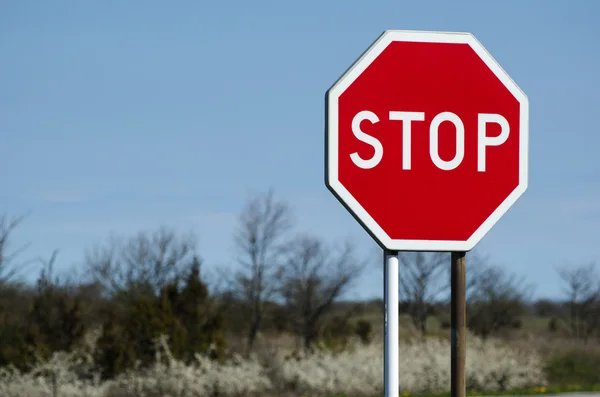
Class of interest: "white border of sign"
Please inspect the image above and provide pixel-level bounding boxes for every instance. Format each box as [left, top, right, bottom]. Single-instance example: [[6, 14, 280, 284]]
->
[[325, 30, 529, 252]]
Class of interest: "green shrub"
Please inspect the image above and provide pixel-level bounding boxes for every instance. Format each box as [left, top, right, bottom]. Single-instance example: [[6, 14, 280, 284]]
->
[[0, 321, 36, 371], [545, 350, 600, 386], [354, 319, 372, 344], [440, 316, 451, 330], [319, 316, 353, 352], [0, 268, 87, 372], [547, 317, 558, 333], [95, 260, 226, 379]]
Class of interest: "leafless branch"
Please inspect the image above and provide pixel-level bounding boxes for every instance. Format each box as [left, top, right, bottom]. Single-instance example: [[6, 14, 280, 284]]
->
[[0, 213, 36, 284], [398, 251, 448, 334], [556, 261, 599, 341], [466, 260, 533, 338], [85, 227, 197, 299], [232, 189, 294, 352], [279, 235, 364, 350]]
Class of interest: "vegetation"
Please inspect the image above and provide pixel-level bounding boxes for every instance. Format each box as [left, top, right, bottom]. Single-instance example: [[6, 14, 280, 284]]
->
[[0, 191, 599, 396], [0, 333, 547, 397]]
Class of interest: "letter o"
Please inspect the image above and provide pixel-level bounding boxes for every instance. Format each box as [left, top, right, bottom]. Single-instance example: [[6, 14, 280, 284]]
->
[[429, 112, 465, 171]]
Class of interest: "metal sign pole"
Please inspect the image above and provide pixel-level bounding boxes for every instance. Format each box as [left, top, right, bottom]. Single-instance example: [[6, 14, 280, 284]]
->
[[451, 251, 466, 397], [384, 249, 399, 397]]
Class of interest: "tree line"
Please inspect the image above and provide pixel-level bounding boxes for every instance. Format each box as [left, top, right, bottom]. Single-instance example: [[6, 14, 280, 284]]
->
[[392, 251, 600, 341], [0, 191, 367, 377], [0, 190, 598, 379]]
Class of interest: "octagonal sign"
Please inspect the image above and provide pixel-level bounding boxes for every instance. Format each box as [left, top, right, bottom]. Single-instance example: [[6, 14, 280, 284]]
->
[[325, 30, 529, 252]]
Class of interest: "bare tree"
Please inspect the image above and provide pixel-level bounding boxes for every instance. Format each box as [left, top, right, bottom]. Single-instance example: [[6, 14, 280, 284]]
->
[[279, 235, 364, 350], [0, 214, 34, 284], [467, 262, 533, 338], [85, 227, 197, 299], [532, 298, 563, 317], [232, 189, 293, 352], [557, 262, 599, 342], [398, 252, 448, 335]]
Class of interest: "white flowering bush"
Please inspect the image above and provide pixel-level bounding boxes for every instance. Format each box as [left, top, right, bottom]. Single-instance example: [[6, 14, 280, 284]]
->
[[104, 335, 273, 397], [0, 333, 546, 397], [276, 334, 546, 396]]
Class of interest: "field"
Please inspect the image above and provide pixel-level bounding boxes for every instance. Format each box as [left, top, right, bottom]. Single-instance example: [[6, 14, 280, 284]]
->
[[1, 307, 598, 397]]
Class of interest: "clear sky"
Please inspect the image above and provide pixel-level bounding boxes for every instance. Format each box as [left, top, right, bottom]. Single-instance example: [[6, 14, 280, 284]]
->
[[1, 1, 598, 300]]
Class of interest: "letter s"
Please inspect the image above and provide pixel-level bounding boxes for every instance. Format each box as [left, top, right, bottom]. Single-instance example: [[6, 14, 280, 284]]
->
[[350, 110, 383, 169]]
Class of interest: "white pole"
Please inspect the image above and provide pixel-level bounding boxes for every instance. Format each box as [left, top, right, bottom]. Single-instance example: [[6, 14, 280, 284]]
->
[[384, 249, 399, 397]]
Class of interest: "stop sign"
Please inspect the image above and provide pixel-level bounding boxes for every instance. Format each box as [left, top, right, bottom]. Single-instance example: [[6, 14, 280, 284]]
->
[[325, 30, 529, 252]]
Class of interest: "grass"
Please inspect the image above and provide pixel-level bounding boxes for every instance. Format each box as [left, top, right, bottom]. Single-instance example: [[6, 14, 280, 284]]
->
[[330, 384, 600, 397], [545, 350, 600, 386]]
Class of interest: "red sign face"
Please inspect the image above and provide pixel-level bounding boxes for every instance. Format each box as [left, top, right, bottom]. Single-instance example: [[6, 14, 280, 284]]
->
[[325, 31, 528, 251]]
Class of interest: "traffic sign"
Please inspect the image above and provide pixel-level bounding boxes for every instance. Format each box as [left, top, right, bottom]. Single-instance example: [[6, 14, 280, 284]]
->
[[325, 30, 529, 252]]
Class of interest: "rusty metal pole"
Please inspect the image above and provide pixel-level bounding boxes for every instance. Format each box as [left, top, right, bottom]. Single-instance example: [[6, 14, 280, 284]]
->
[[451, 251, 466, 397]]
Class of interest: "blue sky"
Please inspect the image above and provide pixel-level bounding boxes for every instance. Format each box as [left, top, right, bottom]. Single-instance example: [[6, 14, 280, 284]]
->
[[1, 1, 598, 300]]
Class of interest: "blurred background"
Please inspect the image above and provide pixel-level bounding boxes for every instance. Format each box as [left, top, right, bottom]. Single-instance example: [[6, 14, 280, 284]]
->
[[0, 1, 598, 396]]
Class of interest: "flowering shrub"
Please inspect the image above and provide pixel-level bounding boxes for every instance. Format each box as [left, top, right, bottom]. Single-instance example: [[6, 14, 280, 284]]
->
[[277, 335, 545, 396], [0, 333, 546, 397]]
